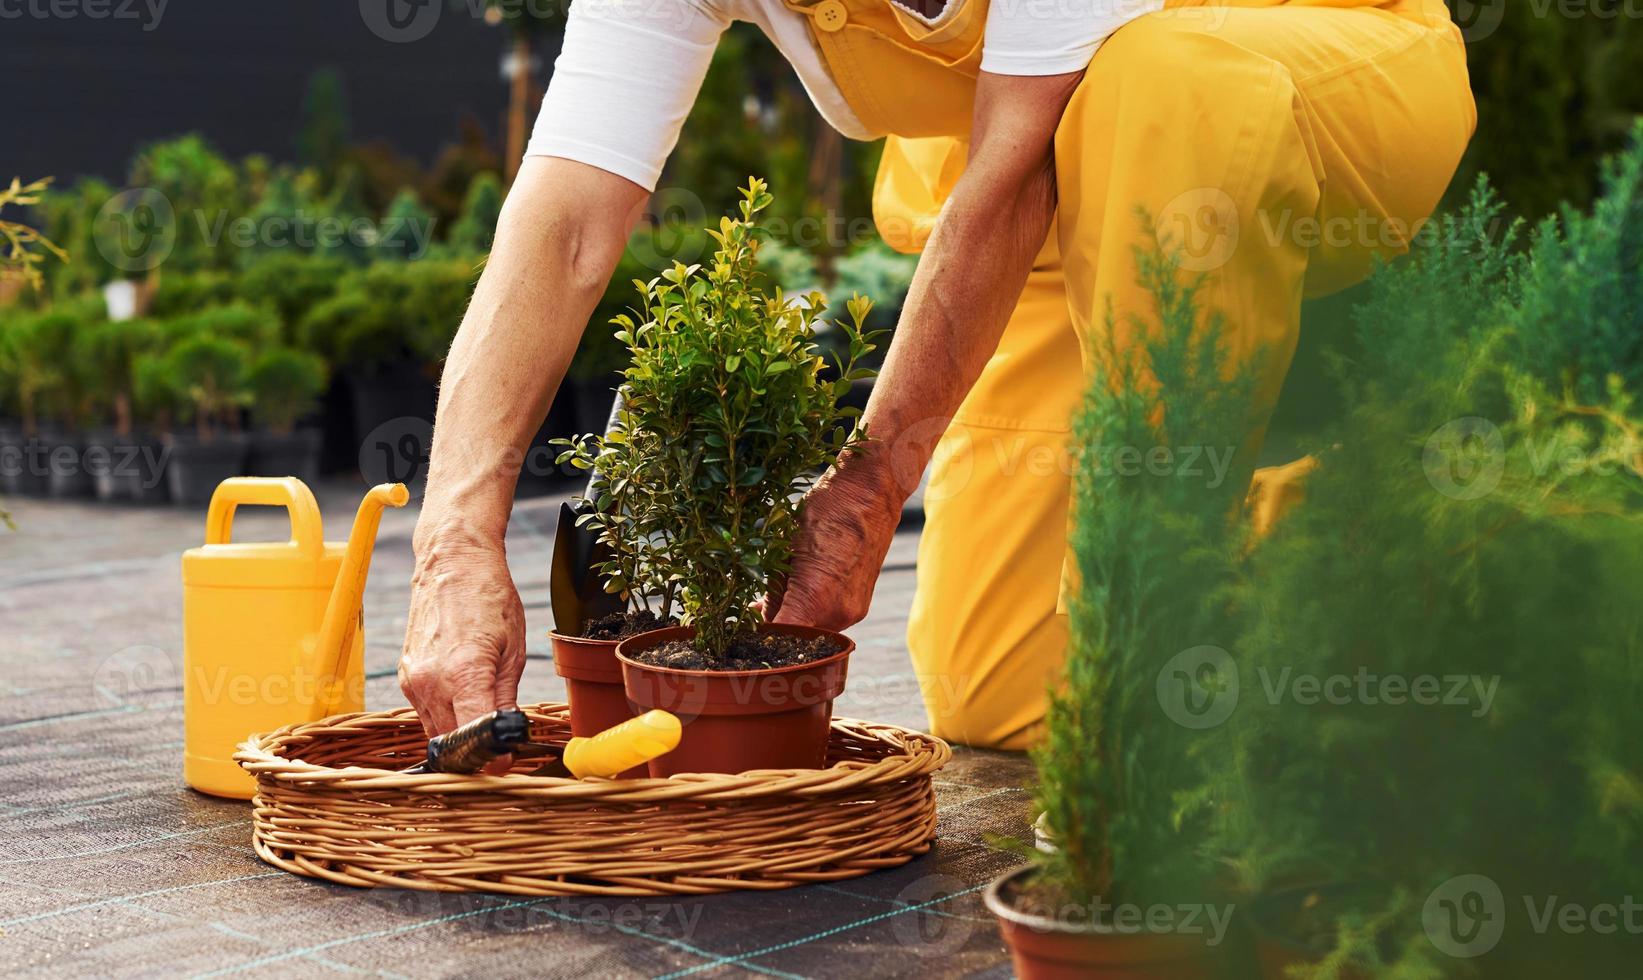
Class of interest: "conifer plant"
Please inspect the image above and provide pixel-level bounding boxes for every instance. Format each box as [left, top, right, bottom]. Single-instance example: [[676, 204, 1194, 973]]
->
[[986, 232, 1259, 978]]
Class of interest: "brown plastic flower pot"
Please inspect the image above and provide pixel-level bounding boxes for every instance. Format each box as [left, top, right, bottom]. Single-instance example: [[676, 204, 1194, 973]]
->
[[984, 866, 1229, 980], [615, 623, 852, 777], [549, 631, 644, 778], [1248, 883, 1370, 980]]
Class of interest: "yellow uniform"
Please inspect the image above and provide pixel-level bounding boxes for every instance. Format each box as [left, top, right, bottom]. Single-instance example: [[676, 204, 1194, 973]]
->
[[789, 0, 1475, 748]]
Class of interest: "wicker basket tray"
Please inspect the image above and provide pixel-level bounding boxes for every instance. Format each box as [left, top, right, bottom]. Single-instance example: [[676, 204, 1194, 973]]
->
[[235, 702, 951, 896]]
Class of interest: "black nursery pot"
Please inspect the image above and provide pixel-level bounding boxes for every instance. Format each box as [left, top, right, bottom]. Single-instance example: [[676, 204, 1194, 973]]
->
[[44, 428, 94, 498], [0, 425, 51, 498], [85, 429, 169, 504], [163, 432, 249, 507], [344, 360, 438, 489], [245, 428, 322, 485]]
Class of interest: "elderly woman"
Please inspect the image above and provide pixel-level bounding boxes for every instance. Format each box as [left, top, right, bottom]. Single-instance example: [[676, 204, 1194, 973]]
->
[[399, 0, 1474, 749]]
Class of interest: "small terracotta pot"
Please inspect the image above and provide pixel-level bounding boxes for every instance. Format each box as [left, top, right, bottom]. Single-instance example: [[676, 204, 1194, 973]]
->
[[550, 631, 644, 777], [984, 866, 1230, 980], [615, 623, 852, 776]]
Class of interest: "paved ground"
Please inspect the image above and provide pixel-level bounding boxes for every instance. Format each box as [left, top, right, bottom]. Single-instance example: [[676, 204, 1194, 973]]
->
[[0, 481, 1033, 979]]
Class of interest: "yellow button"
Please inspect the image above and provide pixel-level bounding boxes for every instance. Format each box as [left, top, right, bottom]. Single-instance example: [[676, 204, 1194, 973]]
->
[[814, 0, 848, 32]]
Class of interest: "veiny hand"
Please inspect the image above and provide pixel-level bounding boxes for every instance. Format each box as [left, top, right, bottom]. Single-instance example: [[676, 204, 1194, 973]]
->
[[398, 526, 526, 749], [767, 462, 904, 631]]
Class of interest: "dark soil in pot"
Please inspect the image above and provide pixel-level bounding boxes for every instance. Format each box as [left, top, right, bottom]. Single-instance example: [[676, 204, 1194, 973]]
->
[[626, 629, 841, 671], [616, 623, 852, 776], [985, 866, 1240, 980], [85, 429, 169, 504], [246, 428, 322, 485], [580, 609, 669, 641], [163, 432, 248, 507]]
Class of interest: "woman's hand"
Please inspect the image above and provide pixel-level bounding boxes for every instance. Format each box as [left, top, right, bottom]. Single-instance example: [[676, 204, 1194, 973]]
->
[[767, 458, 905, 630], [398, 523, 525, 740]]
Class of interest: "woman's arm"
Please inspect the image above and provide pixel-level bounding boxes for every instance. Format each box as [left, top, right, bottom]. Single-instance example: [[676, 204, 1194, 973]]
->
[[399, 156, 647, 738], [770, 70, 1085, 629]]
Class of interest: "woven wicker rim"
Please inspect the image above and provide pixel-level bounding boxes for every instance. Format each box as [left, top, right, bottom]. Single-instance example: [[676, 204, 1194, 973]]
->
[[236, 702, 951, 802]]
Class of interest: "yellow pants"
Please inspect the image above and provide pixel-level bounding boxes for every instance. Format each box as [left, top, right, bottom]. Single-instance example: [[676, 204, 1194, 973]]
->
[[902, 0, 1475, 749]]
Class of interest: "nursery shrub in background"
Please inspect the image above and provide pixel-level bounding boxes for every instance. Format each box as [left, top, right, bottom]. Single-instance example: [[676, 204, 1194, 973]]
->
[[0, 310, 65, 435], [162, 334, 248, 440], [168, 303, 279, 352], [447, 173, 502, 255], [371, 189, 437, 262], [246, 347, 328, 436], [74, 317, 160, 436], [146, 271, 238, 320], [235, 253, 348, 341], [127, 135, 248, 275]]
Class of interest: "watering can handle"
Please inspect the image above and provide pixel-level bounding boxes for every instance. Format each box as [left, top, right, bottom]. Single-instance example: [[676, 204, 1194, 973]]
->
[[204, 477, 325, 559]]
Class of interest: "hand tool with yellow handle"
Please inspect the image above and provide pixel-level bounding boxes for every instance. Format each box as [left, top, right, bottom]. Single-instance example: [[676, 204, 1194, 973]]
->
[[404, 708, 680, 778]]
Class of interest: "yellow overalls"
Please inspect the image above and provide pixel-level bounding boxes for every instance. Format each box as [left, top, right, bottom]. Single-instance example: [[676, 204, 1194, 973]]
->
[[786, 0, 1476, 749]]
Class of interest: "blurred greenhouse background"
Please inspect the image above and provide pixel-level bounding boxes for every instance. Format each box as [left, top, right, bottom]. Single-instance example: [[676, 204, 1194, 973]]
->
[[1, 0, 1639, 506]]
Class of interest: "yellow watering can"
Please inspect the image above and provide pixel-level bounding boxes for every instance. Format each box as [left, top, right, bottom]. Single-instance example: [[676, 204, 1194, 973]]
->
[[183, 477, 408, 799]]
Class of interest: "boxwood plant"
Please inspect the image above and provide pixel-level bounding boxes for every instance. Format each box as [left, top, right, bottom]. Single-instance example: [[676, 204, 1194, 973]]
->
[[559, 178, 883, 660]]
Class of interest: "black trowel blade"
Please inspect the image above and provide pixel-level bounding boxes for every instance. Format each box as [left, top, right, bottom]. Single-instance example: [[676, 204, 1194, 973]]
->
[[550, 497, 622, 634]]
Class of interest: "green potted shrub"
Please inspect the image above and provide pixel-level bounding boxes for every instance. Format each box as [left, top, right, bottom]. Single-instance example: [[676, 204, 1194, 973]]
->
[[244, 346, 328, 484], [157, 331, 251, 506], [76, 316, 167, 503], [0, 175, 67, 515], [146, 271, 237, 319], [982, 241, 1258, 978], [6, 302, 101, 498], [446, 172, 502, 255], [299, 260, 474, 478], [564, 179, 881, 776], [0, 309, 63, 497], [235, 253, 346, 342]]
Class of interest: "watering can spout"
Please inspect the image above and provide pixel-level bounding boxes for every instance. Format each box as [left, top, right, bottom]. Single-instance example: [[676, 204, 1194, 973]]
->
[[307, 482, 409, 719]]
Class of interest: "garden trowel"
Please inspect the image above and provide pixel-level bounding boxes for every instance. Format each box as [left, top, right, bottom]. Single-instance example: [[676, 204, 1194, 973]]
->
[[550, 388, 626, 634]]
